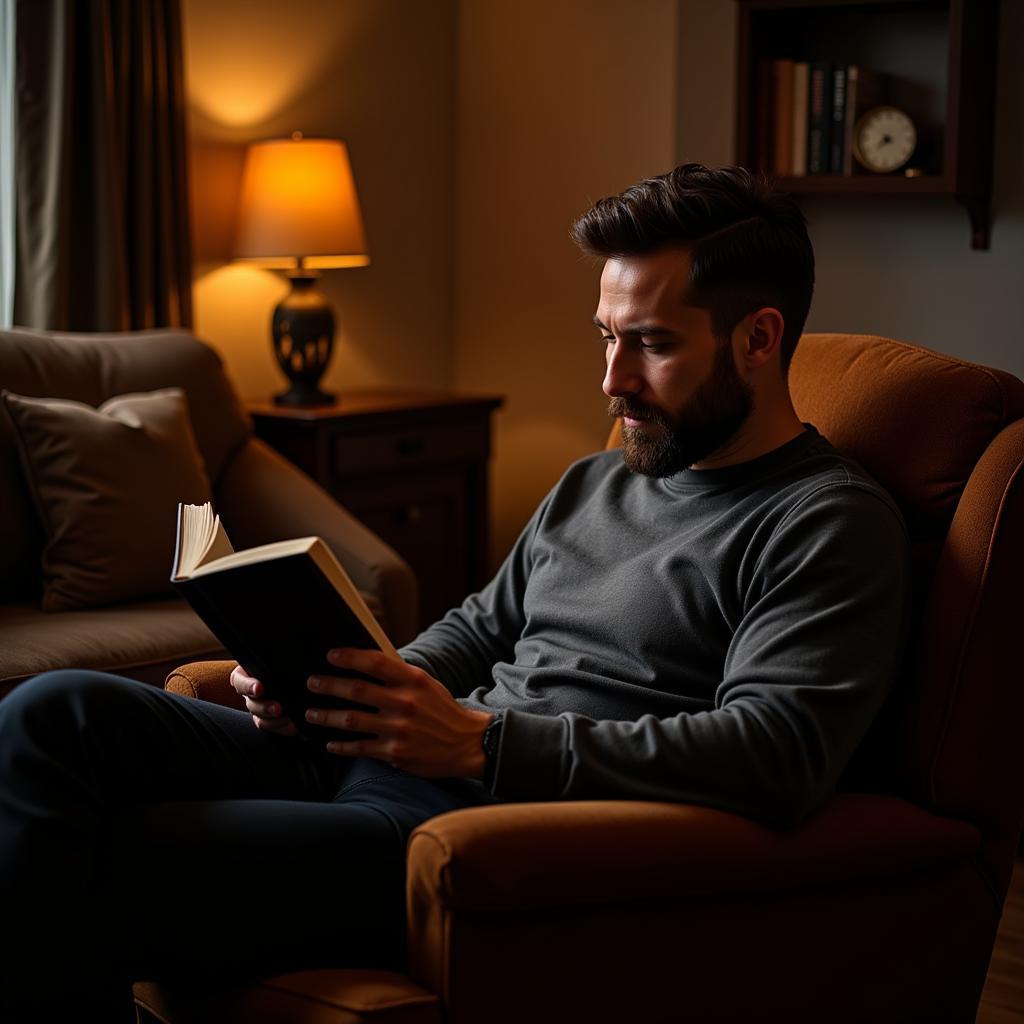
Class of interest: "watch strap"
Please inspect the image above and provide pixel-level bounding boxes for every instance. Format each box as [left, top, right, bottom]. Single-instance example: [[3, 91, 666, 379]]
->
[[481, 711, 505, 790]]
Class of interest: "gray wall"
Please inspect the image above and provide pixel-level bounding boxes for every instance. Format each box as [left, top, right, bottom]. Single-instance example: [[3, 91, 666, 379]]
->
[[677, 0, 1024, 379]]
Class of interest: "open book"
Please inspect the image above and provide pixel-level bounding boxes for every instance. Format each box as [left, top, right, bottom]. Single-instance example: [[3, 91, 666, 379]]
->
[[172, 502, 400, 740]]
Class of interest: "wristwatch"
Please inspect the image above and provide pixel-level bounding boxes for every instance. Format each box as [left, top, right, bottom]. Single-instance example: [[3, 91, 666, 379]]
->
[[481, 711, 505, 790]]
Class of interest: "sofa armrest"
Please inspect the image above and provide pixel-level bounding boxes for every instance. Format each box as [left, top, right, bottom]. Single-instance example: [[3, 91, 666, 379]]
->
[[165, 659, 242, 710], [215, 438, 419, 645]]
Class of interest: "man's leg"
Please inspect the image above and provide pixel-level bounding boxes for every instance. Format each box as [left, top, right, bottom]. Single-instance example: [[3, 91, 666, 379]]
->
[[0, 670, 499, 1020]]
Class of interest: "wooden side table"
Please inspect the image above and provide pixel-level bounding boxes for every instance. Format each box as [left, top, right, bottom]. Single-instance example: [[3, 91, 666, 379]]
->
[[249, 391, 503, 632]]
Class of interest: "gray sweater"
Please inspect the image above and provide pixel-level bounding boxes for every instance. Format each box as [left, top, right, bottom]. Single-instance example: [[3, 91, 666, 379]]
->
[[401, 427, 909, 827]]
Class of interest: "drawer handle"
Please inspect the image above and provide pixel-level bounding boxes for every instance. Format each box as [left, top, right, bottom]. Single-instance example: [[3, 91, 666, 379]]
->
[[396, 437, 426, 458]]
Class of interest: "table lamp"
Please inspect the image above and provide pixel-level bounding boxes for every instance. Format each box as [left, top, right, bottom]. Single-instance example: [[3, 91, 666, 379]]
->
[[234, 132, 369, 406]]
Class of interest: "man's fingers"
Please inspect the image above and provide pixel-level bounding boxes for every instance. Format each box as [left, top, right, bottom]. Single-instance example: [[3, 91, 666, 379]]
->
[[326, 648, 421, 687], [245, 697, 282, 718], [304, 707, 381, 733], [230, 665, 263, 698], [253, 714, 298, 736]]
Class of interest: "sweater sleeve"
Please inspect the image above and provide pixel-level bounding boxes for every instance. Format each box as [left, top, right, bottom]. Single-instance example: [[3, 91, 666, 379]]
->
[[487, 483, 910, 828], [398, 493, 550, 698]]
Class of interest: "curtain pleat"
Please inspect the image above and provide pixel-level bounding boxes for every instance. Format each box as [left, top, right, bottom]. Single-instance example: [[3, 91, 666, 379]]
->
[[13, 0, 192, 332]]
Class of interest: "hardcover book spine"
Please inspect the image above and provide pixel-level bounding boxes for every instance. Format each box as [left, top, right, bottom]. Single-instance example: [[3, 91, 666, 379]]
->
[[791, 62, 809, 177], [830, 64, 848, 174], [807, 62, 830, 175], [772, 58, 795, 177], [842, 65, 859, 175]]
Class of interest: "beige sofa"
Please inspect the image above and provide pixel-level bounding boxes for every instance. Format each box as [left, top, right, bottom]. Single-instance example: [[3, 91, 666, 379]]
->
[[0, 327, 417, 698]]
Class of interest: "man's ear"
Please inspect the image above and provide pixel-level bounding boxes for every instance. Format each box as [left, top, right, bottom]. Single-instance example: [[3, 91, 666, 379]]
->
[[737, 308, 786, 370]]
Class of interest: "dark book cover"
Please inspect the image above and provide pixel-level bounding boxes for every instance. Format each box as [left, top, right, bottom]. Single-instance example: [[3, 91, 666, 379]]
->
[[830, 64, 848, 173], [175, 551, 387, 741], [807, 62, 830, 175]]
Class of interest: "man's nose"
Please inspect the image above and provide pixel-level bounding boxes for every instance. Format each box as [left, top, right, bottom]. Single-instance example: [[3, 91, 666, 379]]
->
[[602, 341, 641, 398]]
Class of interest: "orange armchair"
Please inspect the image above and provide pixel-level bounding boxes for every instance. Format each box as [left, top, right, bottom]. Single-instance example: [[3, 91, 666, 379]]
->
[[136, 333, 1024, 1024]]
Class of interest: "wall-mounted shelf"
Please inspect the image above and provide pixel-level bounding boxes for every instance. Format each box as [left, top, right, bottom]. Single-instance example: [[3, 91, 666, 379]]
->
[[735, 0, 1001, 249]]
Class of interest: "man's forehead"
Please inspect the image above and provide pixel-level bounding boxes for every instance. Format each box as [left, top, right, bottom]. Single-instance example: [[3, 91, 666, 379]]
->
[[596, 249, 699, 323], [599, 249, 693, 297]]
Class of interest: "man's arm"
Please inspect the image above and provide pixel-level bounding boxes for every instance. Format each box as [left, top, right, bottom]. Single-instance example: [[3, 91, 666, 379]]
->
[[397, 491, 551, 696]]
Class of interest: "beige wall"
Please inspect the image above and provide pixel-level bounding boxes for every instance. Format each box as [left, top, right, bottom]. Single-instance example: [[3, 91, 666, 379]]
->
[[183, 0, 458, 401], [184, 0, 1022, 573], [676, 0, 1024, 381], [455, 0, 679, 563]]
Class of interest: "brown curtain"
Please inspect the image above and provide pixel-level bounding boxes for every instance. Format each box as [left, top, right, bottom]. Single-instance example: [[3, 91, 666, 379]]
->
[[13, 0, 192, 331]]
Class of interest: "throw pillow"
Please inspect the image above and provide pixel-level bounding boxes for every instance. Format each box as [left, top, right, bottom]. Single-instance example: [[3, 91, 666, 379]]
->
[[0, 387, 212, 610]]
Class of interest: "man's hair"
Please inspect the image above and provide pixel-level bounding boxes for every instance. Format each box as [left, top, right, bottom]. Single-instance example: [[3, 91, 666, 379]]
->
[[570, 164, 815, 371]]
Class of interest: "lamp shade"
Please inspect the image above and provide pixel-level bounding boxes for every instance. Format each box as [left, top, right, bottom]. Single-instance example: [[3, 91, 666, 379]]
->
[[234, 136, 369, 269]]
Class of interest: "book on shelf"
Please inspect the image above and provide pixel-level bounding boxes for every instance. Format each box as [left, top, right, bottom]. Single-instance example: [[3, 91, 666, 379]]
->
[[806, 62, 831, 175], [791, 62, 809, 177], [830, 65, 848, 173], [842, 66, 888, 174], [772, 58, 795, 176], [171, 501, 400, 740]]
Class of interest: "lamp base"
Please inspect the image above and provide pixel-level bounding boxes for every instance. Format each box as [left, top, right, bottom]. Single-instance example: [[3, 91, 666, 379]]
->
[[271, 271, 338, 407], [273, 383, 336, 407]]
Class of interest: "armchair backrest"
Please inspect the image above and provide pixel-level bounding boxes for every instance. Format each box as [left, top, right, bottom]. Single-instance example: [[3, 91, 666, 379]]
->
[[789, 333, 1024, 899], [0, 328, 251, 600]]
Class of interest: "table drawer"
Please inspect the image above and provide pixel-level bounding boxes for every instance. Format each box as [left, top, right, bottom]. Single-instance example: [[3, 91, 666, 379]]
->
[[333, 422, 488, 477]]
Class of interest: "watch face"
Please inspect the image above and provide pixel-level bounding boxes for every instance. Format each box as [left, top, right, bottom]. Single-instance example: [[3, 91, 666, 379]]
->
[[853, 106, 917, 173]]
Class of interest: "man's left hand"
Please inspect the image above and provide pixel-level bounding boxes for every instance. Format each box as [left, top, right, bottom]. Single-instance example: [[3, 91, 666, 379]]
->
[[306, 648, 493, 779]]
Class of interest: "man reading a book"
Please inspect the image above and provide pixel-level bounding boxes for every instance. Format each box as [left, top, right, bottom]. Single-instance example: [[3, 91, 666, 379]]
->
[[0, 164, 908, 1022]]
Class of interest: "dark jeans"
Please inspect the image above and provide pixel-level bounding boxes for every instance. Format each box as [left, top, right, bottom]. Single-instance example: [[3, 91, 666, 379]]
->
[[0, 670, 501, 1022]]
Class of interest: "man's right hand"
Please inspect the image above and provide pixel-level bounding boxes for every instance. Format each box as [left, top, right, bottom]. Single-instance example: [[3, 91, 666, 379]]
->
[[229, 664, 299, 737]]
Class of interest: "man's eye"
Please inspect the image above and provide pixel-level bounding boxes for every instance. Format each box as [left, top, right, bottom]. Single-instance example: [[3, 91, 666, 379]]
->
[[602, 335, 615, 344], [641, 341, 668, 353]]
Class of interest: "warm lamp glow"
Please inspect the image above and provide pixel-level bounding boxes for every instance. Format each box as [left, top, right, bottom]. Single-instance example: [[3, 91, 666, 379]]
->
[[234, 136, 369, 268]]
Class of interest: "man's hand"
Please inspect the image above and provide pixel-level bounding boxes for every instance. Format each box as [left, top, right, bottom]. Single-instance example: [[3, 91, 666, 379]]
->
[[306, 648, 493, 779], [230, 664, 298, 737]]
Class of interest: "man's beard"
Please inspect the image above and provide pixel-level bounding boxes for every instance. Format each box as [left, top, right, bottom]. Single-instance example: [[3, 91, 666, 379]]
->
[[608, 340, 754, 477]]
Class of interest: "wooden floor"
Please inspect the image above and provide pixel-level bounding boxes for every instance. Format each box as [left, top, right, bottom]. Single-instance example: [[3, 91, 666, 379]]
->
[[978, 859, 1024, 1022]]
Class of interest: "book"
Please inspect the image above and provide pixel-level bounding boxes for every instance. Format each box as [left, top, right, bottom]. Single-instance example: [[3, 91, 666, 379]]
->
[[829, 65, 848, 173], [772, 59, 795, 176], [806, 62, 830, 175], [842, 66, 887, 174], [171, 502, 400, 740], [791, 62, 809, 177]]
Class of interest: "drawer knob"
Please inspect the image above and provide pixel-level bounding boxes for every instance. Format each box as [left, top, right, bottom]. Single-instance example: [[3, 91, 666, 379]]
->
[[400, 504, 424, 524]]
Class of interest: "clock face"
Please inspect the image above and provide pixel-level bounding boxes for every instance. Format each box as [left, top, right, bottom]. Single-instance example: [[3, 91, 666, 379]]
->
[[853, 106, 917, 173]]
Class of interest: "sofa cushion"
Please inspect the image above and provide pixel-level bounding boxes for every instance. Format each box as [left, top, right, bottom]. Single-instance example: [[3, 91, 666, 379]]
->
[[2, 388, 211, 610], [0, 599, 226, 696], [0, 328, 251, 601]]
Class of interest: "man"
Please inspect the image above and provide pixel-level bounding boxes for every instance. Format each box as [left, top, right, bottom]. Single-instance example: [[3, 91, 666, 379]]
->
[[0, 164, 908, 1021]]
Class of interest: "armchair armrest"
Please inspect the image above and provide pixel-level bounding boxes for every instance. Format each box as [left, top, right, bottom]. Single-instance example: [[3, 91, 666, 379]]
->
[[406, 793, 979, 989], [165, 659, 241, 710], [215, 438, 419, 645], [407, 793, 978, 911]]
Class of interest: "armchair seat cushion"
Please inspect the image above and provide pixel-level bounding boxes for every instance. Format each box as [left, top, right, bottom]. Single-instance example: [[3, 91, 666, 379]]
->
[[133, 968, 441, 1024], [0, 599, 226, 695]]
